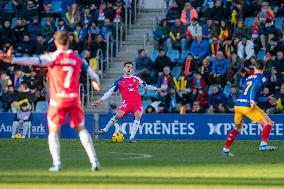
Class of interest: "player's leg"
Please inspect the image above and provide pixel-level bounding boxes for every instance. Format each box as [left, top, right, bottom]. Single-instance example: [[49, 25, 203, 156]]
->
[[129, 107, 143, 143], [95, 110, 126, 135], [11, 121, 20, 138], [222, 106, 244, 156], [21, 121, 30, 138], [70, 104, 100, 171], [47, 106, 65, 172], [257, 112, 276, 151], [75, 125, 100, 171]]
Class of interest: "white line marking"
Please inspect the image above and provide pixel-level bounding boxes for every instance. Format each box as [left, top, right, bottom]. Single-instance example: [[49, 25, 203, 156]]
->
[[110, 152, 153, 160]]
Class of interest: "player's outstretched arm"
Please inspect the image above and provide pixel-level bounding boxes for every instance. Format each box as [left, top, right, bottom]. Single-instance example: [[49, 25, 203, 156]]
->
[[0, 52, 52, 66], [136, 76, 166, 92], [92, 86, 115, 107]]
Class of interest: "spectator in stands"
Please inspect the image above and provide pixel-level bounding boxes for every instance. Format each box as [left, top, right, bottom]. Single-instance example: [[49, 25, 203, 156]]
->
[[266, 37, 283, 56], [13, 66, 26, 90], [41, 17, 55, 42], [167, 19, 187, 50], [13, 17, 27, 42], [199, 57, 212, 84], [65, 3, 81, 30], [183, 53, 196, 79], [33, 35, 48, 55], [259, 1, 275, 23], [273, 51, 284, 79], [222, 36, 235, 59], [68, 33, 80, 53], [208, 85, 226, 107], [11, 102, 32, 138], [208, 0, 228, 23], [190, 72, 207, 92], [233, 19, 249, 39], [186, 18, 202, 45], [191, 101, 205, 113], [24, 0, 40, 22], [81, 6, 93, 27], [258, 87, 273, 112], [0, 20, 15, 44], [104, 1, 115, 21], [202, 18, 218, 40], [135, 49, 155, 83], [27, 16, 42, 42], [227, 85, 239, 112], [166, 1, 180, 24], [16, 34, 33, 55], [210, 36, 221, 58], [89, 34, 106, 58], [237, 36, 255, 64], [264, 52, 274, 74], [55, 17, 67, 31], [1, 85, 15, 112], [145, 105, 156, 114], [157, 66, 174, 91], [12, 0, 25, 17], [219, 20, 230, 42], [212, 51, 228, 86], [14, 81, 35, 106], [250, 17, 261, 45], [195, 88, 208, 110], [154, 49, 172, 76], [268, 66, 282, 93], [189, 35, 209, 64], [217, 102, 228, 113], [260, 19, 278, 49], [226, 52, 242, 82], [267, 83, 284, 114], [164, 87, 183, 113], [73, 24, 85, 47], [180, 2, 198, 25], [0, 71, 12, 94], [100, 19, 114, 39], [153, 19, 170, 49], [157, 103, 166, 113]]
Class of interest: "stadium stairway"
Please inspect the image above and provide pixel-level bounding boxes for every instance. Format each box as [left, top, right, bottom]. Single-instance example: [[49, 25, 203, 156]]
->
[[84, 9, 162, 113]]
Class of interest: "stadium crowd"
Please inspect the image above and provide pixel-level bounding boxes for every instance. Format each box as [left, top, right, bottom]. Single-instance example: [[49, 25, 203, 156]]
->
[[137, 0, 284, 114], [0, 0, 127, 112]]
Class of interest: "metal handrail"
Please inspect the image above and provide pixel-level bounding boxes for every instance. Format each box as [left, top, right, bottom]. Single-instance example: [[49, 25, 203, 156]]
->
[[143, 32, 150, 53], [106, 32, 113, 69], [115, 22, 119, 54], [79, 83, 85, 109], [124, 4, 128, 37]]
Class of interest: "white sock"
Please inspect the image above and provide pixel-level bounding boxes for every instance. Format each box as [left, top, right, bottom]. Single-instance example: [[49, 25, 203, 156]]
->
[[79, 129, 97, 165], [260, 141, 267, 146], [130, 120, 140, 140], [48, 132, 61, 166], [11, 122, 19, 138], [103, 117, 118, 132], [223, 147, 230, 152], [22, 122, 29, 138]]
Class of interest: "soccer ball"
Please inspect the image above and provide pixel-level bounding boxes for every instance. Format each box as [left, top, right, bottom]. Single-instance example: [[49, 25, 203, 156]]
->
[[15, 134, 22, 139], [112, 132, 124, 143]]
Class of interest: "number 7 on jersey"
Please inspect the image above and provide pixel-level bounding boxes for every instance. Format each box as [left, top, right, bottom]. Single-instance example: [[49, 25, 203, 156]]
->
[[62, 66, 74, 88]]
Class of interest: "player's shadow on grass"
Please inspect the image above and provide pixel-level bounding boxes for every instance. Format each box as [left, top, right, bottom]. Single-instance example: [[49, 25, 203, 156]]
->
[[1, 175, 284, 186]]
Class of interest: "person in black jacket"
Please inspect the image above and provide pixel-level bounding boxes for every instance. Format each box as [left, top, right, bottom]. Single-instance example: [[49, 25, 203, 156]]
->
[[16, 34, 33, 55], [154, 49, 172, 76]]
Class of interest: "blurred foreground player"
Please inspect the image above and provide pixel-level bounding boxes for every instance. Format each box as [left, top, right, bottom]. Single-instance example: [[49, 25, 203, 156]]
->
[[93, 62, 165, 143], [0, 31, 101, 171], [222, 60, 277, 156]]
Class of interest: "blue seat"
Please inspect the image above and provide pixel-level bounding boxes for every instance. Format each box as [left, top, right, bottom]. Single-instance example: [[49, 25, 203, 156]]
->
[[172, 66, 182, 78], [49, 1, 63, 13], [275, 17, 284, 30], [35, 101, 48, 112], [143, 90, 158, 99], [257, 50, 265, 60], [150, 50, 159, 62], [41, 17, 48, 26], [166, 50, 179, 63], [244, 17, 254, 27], [177, 50, 190, 64], [142, 102, 151, 110], [4, 1, 14, 13], [11, 17, 17, 29]]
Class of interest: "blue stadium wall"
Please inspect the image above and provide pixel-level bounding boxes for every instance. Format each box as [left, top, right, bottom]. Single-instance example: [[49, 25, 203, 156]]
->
[[0, 113, 283, 140]]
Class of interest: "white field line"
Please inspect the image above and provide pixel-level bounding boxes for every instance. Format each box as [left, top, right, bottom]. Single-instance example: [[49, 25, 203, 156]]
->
[[109, 152, 153, 160]]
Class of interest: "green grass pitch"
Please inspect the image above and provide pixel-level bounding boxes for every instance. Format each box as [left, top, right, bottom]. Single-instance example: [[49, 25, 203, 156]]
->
[[0, 139, 283, 189]]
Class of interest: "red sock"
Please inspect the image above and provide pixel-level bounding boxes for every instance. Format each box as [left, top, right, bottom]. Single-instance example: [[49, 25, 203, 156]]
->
[[261, 124, 272, 142], [224, 129, 239, 149]]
